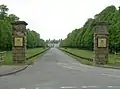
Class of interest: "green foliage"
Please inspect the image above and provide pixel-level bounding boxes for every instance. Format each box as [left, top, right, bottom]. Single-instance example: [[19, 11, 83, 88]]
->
[[0, 4, 8, 20], [0, 19, 12, 50], [8, 14, 19, 22], [26, 29, 46, 48], [60, 5, 120, 52], [0, 4, 46, 50]]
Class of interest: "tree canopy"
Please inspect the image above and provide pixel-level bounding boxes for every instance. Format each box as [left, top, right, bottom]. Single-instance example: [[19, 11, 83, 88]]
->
[[0, 4, 46, 50], [60, 5, 120, 52]]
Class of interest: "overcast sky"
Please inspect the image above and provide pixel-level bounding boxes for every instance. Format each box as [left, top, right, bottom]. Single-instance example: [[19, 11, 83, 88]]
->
[[0, 0, 120, 40]]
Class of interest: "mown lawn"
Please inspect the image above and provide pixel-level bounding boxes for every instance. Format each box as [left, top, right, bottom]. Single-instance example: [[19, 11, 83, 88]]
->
[[60, 48, 120, 67], [4, 48, 47, 65], [61, 48, 93, 58]]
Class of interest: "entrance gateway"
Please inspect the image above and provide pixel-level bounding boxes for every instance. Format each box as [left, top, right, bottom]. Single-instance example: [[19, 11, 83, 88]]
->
[[11, 21, 109, 65], [12, 21, 28, 64], [93, 21, 109, 65]]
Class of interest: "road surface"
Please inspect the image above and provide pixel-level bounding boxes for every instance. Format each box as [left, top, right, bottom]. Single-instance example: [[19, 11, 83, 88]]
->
[[0, 48, 120, 89]]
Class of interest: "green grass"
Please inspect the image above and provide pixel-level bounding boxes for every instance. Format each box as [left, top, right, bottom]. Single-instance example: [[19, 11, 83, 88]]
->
[[61, 48, 93, 59], [60, 48, 120, 67], [62, 50, 93, 65], [26, 48, 46, 58], [4, 48, 48, 65], [4, 51, 12, 65]]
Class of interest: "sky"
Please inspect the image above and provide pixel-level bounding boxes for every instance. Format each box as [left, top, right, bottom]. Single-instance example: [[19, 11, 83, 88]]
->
[[0, 0, 120, 40]]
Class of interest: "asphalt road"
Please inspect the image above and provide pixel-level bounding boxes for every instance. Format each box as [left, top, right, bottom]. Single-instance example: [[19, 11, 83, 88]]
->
[[0, 48, 120, 89]]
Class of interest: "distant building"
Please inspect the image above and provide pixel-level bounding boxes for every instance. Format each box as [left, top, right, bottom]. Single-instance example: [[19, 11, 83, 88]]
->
[[47, 42, 54, 47], [54, 42, 60, 48]]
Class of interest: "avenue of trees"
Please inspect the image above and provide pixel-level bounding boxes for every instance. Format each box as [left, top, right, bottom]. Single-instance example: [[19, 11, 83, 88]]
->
[[0, 4, 46, 50], [60, 5, 120, 53]]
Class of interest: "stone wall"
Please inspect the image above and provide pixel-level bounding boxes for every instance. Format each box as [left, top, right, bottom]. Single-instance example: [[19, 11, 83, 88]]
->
[[93, 22, 109, 65], [12, 21, 28, 64]]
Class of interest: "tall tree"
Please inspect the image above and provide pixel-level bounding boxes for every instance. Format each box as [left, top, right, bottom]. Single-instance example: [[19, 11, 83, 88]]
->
[[0, 4, 9, 20], [0, 4, 46, 50], [60, 5, 120, 52]]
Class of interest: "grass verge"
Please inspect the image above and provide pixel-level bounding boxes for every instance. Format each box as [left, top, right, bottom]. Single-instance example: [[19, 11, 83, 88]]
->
[[26, 49, 47, 65], [4, 48, 49, 65], [60, 48, 120, 68]]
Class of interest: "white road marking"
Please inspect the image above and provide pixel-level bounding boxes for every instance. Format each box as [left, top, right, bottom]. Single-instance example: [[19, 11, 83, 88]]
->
[[60, 86, 77, 88], [36, 87, 40, 89], [81, 86, 99, 88], [81, 86, 87, 88], [36, 87, 52, 89], [20, 88, 25, 89], [108, 86, 113, 88], [102, 73, 120, 78], [87, 86, 98, 88], [108, 86, 120, 88]]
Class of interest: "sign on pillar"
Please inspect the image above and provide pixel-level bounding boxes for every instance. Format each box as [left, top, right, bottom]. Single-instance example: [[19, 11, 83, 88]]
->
[[93, 21, 109, 65], [12, 21, 28, 64]]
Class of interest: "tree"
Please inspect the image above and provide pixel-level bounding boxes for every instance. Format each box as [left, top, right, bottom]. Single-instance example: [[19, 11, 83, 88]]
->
[[8, 14, 19, 22], [0, 4, 9, 20], [26, 29, 46, 48], [0, 4, 46, 50], [60, 5, 120, 52]]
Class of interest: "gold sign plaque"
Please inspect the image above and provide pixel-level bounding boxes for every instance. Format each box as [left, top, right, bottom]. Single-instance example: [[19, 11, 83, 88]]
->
[[97, 38, 107, 48], [14, 37, 23, 46]]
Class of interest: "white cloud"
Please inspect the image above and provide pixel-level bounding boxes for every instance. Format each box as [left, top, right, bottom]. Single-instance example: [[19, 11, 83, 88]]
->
[[0, 0, 119, 40]]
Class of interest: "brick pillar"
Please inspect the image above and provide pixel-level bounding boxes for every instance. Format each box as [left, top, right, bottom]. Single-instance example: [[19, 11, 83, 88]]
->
[[12, 21, 28, 64], [93, 21, 109, 65]]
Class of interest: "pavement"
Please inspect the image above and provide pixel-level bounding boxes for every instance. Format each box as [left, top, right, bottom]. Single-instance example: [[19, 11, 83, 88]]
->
[[0, 48, 120, 89], [0, 65, 28, 77]]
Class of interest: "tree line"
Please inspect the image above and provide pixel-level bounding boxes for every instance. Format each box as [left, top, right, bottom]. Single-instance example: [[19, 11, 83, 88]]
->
[[0, 4, 46, 50], [27, 29, 46, 48], [60, 5, 120, 53]]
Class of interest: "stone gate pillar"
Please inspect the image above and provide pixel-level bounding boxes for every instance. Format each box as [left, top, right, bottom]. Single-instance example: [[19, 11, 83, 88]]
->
[[12, 21, 28, 64], [93, 21, 109, 65]]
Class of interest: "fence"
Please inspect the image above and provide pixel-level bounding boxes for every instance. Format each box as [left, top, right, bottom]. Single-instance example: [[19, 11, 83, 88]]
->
[[0, 51, 5, 64], [114, 53, 120, 63]]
